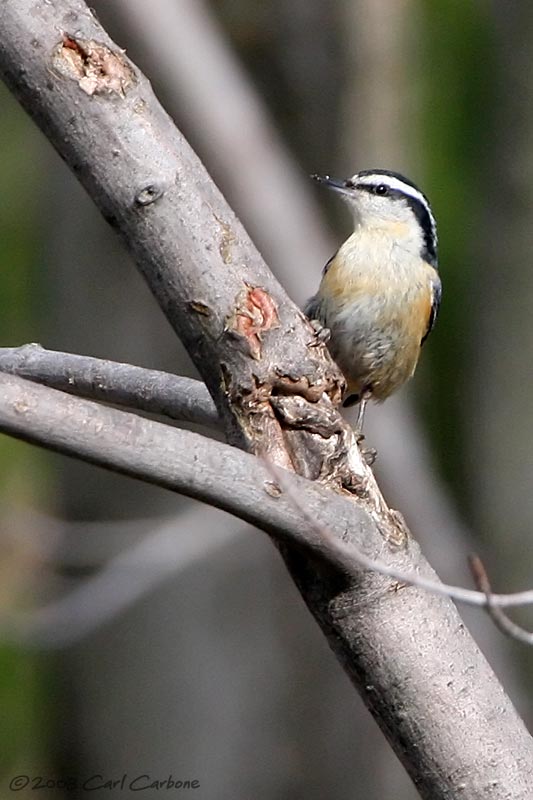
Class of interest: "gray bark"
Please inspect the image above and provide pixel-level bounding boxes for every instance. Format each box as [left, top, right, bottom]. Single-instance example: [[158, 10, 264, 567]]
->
[[1, 372, 533, 797], [0, 0, 345, 464], [0, 1, 532, 797], [0, 344, 219, 428]]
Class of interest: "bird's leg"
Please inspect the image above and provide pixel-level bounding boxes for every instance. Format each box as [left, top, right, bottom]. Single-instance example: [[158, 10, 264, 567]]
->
[[353, 389, 377, 463], [355, 389, 372, 434]]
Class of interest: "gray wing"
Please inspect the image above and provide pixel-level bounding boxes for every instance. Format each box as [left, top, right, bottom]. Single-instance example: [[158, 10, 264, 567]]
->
[[303, 251, 337, 322], [304, 294, 321, 321], [421, 277, 442, 345]]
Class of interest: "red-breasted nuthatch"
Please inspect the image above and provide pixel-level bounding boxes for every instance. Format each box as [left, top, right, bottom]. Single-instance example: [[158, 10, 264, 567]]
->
[[305, 169, 441, 428]]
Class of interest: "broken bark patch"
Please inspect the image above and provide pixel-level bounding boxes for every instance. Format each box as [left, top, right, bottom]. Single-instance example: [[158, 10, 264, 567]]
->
[[225, 285, 280, 360], [52, 35, 135, 96]]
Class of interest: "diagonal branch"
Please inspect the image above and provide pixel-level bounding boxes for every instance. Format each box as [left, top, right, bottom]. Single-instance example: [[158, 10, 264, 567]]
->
[[1, 2, 533, 797], [3, 354, 533, 619], [0, 0, 345, 463], [4, 369, 533, 619], [0, 373, 371, 573]]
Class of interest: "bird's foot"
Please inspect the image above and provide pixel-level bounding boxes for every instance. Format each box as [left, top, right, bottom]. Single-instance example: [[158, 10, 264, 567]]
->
[[353, 429, 376, 465], [308, 318, 331, 346], [360, 445, 377, 466]]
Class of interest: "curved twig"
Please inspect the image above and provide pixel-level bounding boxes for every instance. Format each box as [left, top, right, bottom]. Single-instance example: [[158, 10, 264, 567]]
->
[[469, 555, 533, 645]]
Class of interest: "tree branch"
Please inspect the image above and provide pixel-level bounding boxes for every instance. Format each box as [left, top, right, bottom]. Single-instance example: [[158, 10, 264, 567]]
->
[[470, 556, 533, 645], [2, 364, 533, 612], [0, 344, 219, 428], [1, 372, 533, 796], [0, 0, 346, 462], [0, 373, 369, 573], [1, 2, 533, 797]]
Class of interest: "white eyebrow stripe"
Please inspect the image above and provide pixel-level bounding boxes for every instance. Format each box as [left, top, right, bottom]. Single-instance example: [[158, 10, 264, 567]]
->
[[352, 173, 428, 206]]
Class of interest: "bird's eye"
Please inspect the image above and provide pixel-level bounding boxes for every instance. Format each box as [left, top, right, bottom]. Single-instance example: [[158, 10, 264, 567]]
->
[[375, 184, 388, 195]]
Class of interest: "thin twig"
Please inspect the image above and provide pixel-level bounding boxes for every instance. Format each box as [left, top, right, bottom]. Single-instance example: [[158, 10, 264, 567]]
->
[[469, 555, 533, 645]]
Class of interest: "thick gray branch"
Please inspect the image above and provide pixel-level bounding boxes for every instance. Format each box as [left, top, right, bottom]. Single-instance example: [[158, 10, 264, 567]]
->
[[1, 372, 533, 798], [1, 3, 533, 798], [0, 344, 219, 428], [100, 0, 335, 294], [0, 0, 344, 461]]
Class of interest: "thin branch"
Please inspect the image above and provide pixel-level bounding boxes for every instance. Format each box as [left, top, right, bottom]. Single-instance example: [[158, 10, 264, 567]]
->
[[469, 555, 533, 645], [5, 388, 533, 622], [0, 344, 219, 429], [266, 461, 533, 610]]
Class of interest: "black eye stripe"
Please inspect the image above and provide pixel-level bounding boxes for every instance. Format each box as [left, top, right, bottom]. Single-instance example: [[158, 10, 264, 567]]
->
[[353, 180, 438, 268], [355, 182, 390, 196]]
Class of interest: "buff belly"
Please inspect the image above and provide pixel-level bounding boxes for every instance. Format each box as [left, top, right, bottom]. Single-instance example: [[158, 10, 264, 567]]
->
[[327, 292, 427, 401], [306, 249, 435, 402]]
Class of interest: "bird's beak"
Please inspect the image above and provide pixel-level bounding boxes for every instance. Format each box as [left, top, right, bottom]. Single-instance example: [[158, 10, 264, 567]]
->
[[310, 174, 353, 195]]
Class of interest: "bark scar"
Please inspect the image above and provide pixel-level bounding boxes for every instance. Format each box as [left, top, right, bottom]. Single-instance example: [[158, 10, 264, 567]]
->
[[52, 35, 135, 96], [213, 213, 237, 264], [225, 285, 280, 360]]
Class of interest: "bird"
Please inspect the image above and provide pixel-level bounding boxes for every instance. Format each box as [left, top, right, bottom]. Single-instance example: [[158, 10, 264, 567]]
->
[[305, 169, 441, 431]]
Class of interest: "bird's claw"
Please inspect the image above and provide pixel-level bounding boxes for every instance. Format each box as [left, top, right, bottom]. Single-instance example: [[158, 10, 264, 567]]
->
[[308, 319, 331, 346], [360, 445, 377, 466]]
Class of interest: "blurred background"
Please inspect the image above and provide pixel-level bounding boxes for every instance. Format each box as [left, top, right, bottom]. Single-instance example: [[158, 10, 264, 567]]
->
[[1, 0, 532, 797]]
